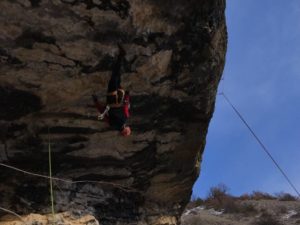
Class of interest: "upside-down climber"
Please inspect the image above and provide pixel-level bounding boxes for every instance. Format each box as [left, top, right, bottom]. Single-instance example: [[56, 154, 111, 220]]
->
[[92, 44, 131, 136]]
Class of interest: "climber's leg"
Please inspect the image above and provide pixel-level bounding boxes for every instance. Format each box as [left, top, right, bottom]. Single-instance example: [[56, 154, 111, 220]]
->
[[107, 44, 125, 93], [107, 69, 121, 93]]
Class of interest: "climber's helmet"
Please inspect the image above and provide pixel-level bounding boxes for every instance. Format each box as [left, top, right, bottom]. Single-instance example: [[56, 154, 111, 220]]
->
[[121, 126, 131, 136]]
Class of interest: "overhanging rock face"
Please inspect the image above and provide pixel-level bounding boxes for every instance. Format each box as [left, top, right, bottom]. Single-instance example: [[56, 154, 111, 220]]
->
[[0, 0, 227, 224]]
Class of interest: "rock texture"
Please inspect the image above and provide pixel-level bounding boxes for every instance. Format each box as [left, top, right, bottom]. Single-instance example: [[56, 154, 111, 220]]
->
[[0, 212, 100, 225], [0, 0, 227, 224]]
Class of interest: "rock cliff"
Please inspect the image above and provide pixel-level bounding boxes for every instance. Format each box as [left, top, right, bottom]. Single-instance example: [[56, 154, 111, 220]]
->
[[0, 0, 227, 224]]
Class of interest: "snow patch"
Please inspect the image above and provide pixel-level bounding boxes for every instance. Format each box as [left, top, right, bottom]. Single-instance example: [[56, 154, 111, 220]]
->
[[183, 206, 224, 217], [183, 206, 205, 216], [207, 208, 224, 216], [282, 210, 298, 219]]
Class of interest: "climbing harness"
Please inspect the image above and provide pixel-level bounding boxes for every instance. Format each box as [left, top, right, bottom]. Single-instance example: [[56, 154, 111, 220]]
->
[[106, 88, 125, 108]]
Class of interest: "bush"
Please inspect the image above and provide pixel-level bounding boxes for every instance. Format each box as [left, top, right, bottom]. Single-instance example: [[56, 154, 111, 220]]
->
[[187, 196, 204, 209], [203, 184, 258, 215], [238, 193, 252, 201], [238, 203, 258, 216], [275, 192, 298, 201], [276, 205, 288, 214], [204, 184, 232, 211], [207, 183, 229, 200], [253, 212, 283, 225], [251, 191, 276, 200]]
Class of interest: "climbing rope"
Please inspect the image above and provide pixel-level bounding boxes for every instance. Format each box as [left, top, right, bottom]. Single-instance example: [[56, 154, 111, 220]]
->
[[48, 129, 55, 222], [220, 92, 300, 198], [0, 162, 139, 193], [0, 206, 26, 225]]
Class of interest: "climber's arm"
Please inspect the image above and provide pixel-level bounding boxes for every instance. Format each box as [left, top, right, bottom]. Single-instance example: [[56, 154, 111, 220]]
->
[[98, 105, 110, 120]]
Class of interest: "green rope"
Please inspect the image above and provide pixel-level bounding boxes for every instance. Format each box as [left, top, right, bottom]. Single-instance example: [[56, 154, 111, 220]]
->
[[48, 129, 55, 223]]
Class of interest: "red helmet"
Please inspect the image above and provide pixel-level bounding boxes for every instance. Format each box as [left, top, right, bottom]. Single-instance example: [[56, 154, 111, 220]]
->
[[121, 126, 131, 136]]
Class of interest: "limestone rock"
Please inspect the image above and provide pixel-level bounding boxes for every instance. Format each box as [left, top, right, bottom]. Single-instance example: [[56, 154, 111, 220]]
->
[[0, 212, 100, 225], [0, 0, 227, 224]]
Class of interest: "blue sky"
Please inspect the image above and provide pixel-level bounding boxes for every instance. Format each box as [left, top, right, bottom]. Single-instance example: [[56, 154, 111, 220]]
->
[[193, 0, 300, 198]]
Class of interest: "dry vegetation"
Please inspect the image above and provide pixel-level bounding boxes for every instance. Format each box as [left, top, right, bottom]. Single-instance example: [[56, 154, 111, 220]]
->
[[189, 184, 298, 213], [183, 184, 300, 225], [254, 211, 283, 225]]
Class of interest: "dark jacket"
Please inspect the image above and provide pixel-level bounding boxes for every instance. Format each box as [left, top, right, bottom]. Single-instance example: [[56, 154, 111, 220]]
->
[[108, 107, 127, 131]]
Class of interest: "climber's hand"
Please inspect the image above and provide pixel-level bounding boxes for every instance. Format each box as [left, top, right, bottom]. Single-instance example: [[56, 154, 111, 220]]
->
[[97, 106, 110, 120], [98, 113, 104, 120]]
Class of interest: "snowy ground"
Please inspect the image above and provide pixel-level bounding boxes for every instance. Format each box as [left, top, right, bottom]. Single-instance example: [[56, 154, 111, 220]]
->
[[181, 200, 300, 225]]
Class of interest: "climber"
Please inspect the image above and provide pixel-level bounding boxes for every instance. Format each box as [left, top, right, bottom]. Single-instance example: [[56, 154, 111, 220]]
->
[[92, 44, 131, 136]]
